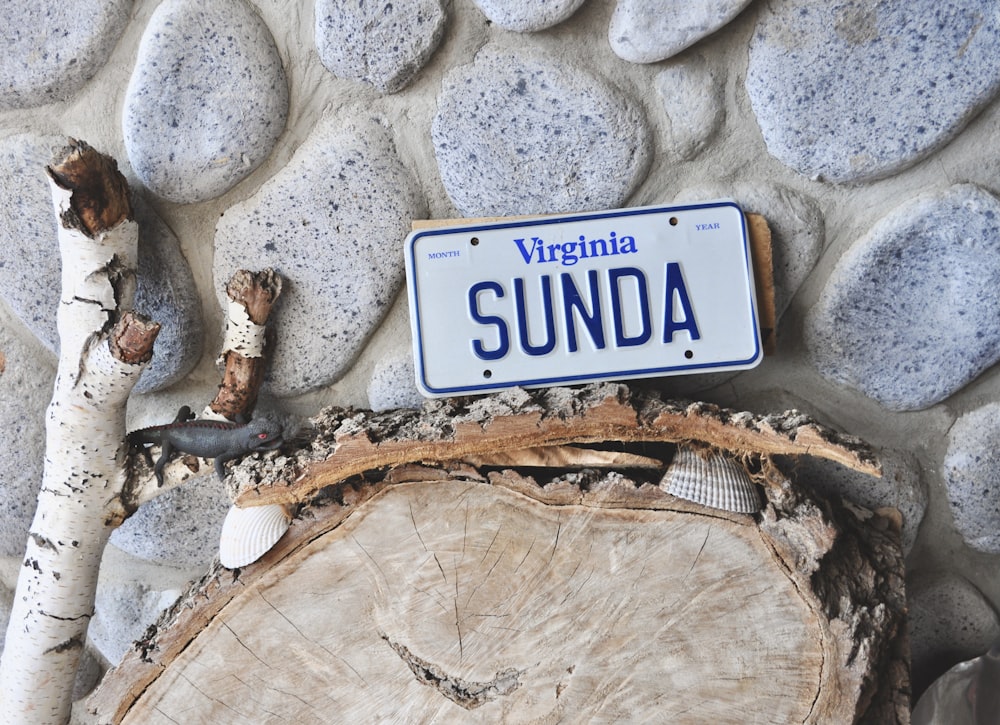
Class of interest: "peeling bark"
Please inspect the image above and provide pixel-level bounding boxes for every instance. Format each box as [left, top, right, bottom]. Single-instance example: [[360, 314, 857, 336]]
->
[[228, 383, 881, 507]]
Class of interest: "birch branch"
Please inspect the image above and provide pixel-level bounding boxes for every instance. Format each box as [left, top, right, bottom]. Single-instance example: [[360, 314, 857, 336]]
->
[[0, 141, 158, 725], [125, 269, 283, 509]]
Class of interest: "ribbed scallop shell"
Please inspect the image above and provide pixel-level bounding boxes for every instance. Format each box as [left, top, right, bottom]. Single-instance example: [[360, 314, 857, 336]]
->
[[660, 447, 762, 513], [219, 503, 291, 569]]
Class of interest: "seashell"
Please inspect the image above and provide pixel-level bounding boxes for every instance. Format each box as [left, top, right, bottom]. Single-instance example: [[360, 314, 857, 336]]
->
[[660, 447, 762, 513], [219, 503, 292, 569]]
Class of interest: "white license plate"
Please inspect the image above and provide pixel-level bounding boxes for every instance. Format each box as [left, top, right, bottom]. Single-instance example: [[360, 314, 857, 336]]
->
[[405, 201, 762, 397]]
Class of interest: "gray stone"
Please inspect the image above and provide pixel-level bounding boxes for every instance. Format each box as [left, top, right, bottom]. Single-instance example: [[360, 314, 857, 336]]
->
[[109, 475, 231, 568], [907, 572, 1000, 696], [132, 197, 203, 393], [214, 115, 426, 397], [368, 347, 425, 411], [316, 0, 446, 93], [746, 0, 1000, 183], [609, 0, 753, 63], [674, 182, 824, 319], [944, 402, 1000, 554], [433, 46, 651, 217], [123, 0, 288, 203], [0, 135, 204, 394], [779, 449, 926, 553], [472, 0, 586, 32], [0, 134, 63, 340], [806, 184, 1000, 411], [654, 56, 724, 161], [0, 323, 55, 556], [0, 1, 131, 110], [90, 577, 184, 665]]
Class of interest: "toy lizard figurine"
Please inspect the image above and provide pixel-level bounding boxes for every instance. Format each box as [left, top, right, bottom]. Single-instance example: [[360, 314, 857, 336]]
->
[[129, 406, 284, 484]]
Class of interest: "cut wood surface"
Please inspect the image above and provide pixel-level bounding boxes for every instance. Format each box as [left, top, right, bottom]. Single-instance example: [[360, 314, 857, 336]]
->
[[90, 385, 906, 724]]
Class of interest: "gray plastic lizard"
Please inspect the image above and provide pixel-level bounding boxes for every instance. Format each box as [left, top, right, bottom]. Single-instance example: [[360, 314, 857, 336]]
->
[[129, 406, 284, 484]]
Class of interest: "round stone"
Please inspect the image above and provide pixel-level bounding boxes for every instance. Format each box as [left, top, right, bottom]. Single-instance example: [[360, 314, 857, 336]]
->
[[471, 0, 586, 32], [368, 346, 425, 412], [746, 0, 1000, 182], [609, 0, 753, 63], [655, 55, 724, 161], [433, 46, 651, 217], [109, 474, 231, 569], [123, 0, 288, 203], [944, 402, 1000, 553], [0, 0, 131, 110], [0, 322, 55, 557], [805, 184, 1000, 411], [907, 572, 1000, 696], [214, 115, 426, 397], [132, 196, 203, 394], [316, 0, 446, 93]]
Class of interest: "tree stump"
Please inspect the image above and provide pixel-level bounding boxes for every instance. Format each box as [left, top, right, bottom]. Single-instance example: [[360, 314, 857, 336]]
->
[[89, 384, 909, 724]]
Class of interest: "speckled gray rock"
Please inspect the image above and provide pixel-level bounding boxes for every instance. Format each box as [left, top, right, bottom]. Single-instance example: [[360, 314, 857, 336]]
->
[[132, 197, 203, 393], [433, 46, 651, 217], [90, 577, 184, 665], [0, 135, 205, 394], [123, 0, 288, 203], [472, 0, 586, 31], [806, 184, 1000, 411], [0, 134, 64, 336], [215, 115, 426, 397], [0, 1, 131, 110], [908, 572, 1000, 695], [609, 0, 753, 63], [0, 325, 54, 556], [368, 346, 425, 411], [316, 0, 446, 93], [944, 403, 1000, 554], [779, 449, 926, 553], [655, 56, 724, 161], [674, 182, 824, 319], [746, 0, 1000, 183], [109, 475, 231, 568]]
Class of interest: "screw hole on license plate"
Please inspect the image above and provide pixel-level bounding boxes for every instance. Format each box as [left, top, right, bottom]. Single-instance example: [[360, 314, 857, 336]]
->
[[483, 369, 492, 378], [669, 216, 678, 226], [471, 237, 479, 246], [685, 350, 694, 359]]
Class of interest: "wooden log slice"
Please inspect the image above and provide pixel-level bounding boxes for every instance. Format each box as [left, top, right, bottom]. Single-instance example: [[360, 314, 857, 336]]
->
[[93, 466, 908, 724]]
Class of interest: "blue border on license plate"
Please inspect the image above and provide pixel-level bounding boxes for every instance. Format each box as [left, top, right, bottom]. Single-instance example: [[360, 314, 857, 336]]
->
[[405, 200, 762, 397]]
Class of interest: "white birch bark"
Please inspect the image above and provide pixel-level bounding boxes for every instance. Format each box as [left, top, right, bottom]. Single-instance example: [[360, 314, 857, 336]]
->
[[0, 145, 153, 724]]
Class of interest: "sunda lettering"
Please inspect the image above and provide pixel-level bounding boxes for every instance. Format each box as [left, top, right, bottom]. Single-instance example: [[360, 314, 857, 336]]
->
[[467, 263, 700, 360], [513, 232, 637, 267], [695, 223, 720, 231], [427, 250, 461, 260]]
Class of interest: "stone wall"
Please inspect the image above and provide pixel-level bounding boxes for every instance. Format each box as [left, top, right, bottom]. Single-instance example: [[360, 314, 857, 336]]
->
[[0, 0, 998, 709]]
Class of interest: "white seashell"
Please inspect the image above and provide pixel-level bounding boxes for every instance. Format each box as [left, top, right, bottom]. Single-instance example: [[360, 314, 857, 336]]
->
[[660, 447, 762, 513], [219, 503, 291, 569]]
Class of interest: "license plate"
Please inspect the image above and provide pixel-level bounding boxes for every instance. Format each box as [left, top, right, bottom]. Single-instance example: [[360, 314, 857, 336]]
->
[[405, 201, 762, 397]]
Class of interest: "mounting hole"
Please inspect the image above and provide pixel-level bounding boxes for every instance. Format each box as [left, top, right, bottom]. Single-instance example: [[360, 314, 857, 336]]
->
[[684, 350, 694, 359], [669, 217, 679, 226], [470, 237, 480, 246], [483, 369, 492, 378]]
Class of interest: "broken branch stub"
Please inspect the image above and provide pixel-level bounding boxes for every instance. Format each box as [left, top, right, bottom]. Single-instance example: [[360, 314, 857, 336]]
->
[[210, 268, 282, 421], [230, 383, 881, 508]]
